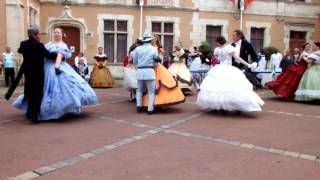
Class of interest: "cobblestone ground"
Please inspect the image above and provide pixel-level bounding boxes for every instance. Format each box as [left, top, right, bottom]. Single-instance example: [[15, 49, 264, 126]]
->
[[0, 87, 319, 180]]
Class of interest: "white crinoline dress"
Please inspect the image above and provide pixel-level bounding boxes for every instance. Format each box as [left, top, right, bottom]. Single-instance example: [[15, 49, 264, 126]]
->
[[196, 45, 264, 112]]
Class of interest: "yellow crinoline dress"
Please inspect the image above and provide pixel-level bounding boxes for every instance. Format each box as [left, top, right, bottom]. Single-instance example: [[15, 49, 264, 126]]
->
[[168, 57, 194, 91], [89, 54, 114, 88], [142, 64, 185, 107]]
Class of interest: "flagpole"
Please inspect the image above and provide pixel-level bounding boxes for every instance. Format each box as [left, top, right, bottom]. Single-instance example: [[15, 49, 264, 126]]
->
[[240, 0, 244, 30], [139, 0, 144, 37]]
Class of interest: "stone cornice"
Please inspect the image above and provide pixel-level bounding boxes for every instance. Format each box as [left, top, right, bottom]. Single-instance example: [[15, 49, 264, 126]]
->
[[39, 0, 320, 19]]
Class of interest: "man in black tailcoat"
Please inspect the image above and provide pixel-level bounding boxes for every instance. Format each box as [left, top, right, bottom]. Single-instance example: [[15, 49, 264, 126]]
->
[[5, 26, 57, 123], [231, 29, 262, 88]]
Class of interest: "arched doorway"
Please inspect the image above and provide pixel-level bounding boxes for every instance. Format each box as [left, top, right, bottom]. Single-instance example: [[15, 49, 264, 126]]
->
[[56, 26, 80, 65], [46, 6, 91, 65]]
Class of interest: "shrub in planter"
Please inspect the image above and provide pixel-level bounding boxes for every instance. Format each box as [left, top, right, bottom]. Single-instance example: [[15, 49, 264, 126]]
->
[[199, 41, 213, 58], [263, 46, 279, 61]]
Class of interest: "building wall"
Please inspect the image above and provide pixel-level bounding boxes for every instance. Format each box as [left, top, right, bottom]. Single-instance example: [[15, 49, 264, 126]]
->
[[39, 0, 319, 63], [0, 1, 6, 51], [6, 0, 25, 54]]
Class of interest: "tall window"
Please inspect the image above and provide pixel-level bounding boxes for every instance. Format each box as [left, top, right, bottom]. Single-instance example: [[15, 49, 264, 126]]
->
[[152, 22, 174, 55], [104, 20, 128, 63], [250, 27, 265, 53], [206, 25, 222, 49], [29, 7, 37, 26]]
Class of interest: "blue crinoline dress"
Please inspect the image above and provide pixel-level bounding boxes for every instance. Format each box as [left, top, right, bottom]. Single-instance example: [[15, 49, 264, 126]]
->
[[14, 42, 97, 120]]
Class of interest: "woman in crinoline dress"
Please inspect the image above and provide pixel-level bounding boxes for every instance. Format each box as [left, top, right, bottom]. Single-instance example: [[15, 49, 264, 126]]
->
[[266, 43, 311, 101], [168, 45, 194, 92], [14, 27, 97, 121], [141, 36, 185, 109], [89, 47, 114, 88], [197, 36, 264, 112], [123, 40, 142, 101], [295, 42, 320, 101]]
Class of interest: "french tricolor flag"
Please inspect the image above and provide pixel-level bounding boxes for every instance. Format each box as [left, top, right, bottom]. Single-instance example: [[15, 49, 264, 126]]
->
[[231, 0, 254, 10]]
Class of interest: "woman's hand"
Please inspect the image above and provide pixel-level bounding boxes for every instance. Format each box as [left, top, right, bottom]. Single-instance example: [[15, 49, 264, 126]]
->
[[55, 67, 62, 75], [248, 62, 258, 70]]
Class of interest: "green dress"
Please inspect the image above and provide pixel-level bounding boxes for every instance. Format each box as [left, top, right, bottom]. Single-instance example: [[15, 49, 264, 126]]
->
[[295, 53, 320, 101]]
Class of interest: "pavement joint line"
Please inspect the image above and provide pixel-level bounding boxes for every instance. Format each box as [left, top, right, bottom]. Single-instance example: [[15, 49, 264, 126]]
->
[[89, 114, 155, 129], [33, 166, 56, 176], [265, 110, 320, 120], [102, 93, 128, 97], [89, 99, 128, 107], [164, 112, 204, 128], [15, 171, 39, 180], [7, 111, 204, 179], [164, 129, 320, 163], [174, 103, 320, 120]]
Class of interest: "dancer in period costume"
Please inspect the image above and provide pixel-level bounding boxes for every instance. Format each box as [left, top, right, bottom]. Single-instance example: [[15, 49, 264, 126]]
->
[[295, 42, 320, 101], [197, 36, 264, 112], [89, 47, 114, 88], [168, 45, 194, 92], [13, 28, 97, 121], [279, 50, 295, 72], [231, 29, 261, 88], [5, 26, 57, 123], [140, 34, 185, 110], [133, 32, 159, 114], [123, 40, 142, 101], [266, 43, 311, 101], [151, 35, 167, 67]]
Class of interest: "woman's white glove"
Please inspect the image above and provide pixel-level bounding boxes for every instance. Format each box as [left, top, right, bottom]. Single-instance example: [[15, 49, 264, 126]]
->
[[247, 62, 258, 70]]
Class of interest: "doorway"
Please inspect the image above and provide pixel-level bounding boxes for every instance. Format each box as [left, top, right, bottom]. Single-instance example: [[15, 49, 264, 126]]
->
[[57, 26, 80, 65]]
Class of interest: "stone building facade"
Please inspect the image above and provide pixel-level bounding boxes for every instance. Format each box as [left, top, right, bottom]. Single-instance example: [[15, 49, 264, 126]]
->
[[2, 0, 320, 78]]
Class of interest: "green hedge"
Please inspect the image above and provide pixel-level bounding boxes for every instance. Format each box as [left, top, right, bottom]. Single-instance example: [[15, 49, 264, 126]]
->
[[199, 41, 213, 58]]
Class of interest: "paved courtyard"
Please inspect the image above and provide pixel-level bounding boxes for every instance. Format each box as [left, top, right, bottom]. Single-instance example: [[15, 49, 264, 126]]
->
[[0, 87, 319, 180]]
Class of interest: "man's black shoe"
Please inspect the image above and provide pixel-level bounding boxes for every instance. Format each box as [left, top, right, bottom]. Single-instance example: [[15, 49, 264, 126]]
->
[[147, 111, 154, 115], [30, 119, 40, 123]]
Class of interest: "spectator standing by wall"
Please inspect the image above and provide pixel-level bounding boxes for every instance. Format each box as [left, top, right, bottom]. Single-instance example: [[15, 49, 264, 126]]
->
[[2, 46, 17, 87]]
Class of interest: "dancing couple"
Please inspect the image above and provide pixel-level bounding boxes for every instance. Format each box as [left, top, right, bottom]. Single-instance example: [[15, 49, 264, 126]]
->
[[133, 32, 185, 115], [6, 26, 97, 123], [197, 36, 264, 112]]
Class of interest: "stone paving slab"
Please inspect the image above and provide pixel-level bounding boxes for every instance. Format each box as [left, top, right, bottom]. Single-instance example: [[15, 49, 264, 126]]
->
[[262, 91, 320, 116], [88, 99, 202, 127], [37, 133, 320, 180], [2, 88, 320, 180], [0, 115, 144, 180], [173, 104, 320, 157]]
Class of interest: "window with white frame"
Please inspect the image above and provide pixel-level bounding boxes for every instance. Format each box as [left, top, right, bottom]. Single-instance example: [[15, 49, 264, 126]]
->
[[151, 21, 174, 55], [103, 20, 128, 63], [206, 25, 222, 49], [250, 27, 265, 53], [29, 7, 37, 26]]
